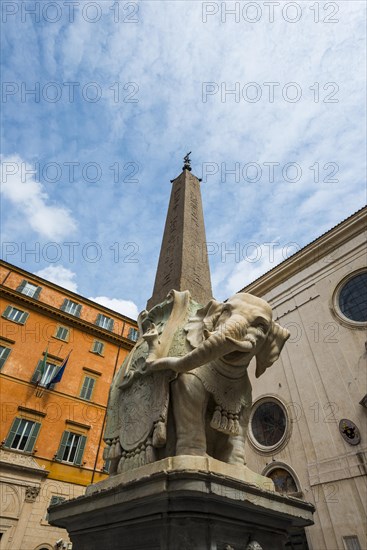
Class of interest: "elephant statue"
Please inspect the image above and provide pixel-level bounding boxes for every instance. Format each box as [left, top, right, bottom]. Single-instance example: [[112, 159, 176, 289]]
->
[[103, 290, 289, 475]]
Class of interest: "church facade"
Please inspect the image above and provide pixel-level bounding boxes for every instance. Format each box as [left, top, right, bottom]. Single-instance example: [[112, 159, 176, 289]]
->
[[241, 206, 366, 550]]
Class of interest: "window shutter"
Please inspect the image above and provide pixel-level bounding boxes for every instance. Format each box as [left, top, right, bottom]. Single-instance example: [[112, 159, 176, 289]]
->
[[0, 347, 11, 369], [24, 421, 41, 452], [60, 299, 67, 311], [4, 417, 21, 448], [16, 280, 27, 292], [95, 313, 102, 326], [55, 431, 70, 461], [33, 286, 42, 300], [75, 304, 82, 317], [18, 311, 29, 324], [74, 435, 87, 466], [31, 360, 43, 383], [2, 306, 12, 319], [86, 378, 95, 400], [80, 377, 89, 399], [107, 318, 114, 331], [80, 377, 95, 400]]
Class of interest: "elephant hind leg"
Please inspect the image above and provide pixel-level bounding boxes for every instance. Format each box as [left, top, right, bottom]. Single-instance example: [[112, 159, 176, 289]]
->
[[171, 374, 208, 456]]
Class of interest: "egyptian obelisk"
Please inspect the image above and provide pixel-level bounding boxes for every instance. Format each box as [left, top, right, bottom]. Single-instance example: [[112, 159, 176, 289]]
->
[[147, 153, 213, 309]]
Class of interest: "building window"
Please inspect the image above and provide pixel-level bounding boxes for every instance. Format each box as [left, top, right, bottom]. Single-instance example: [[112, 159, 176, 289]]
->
[[338, 272, 367, 323], [16, 280, 42, 299], [55, 431, 87, 465], [80, 376, 96, 401], [343, 536, 362, 550], [60, 299, 82, 317], [54, 326, 69, 341], [2, 306, 29, 324], [0, 345, 11, 369], [31, 360, 58, 388], [3, 418, 41, 452], [128, 327, 139, 342], [91, 340, 104, 355], [249, 397, 289, 452], [95, 314, 114, 331]]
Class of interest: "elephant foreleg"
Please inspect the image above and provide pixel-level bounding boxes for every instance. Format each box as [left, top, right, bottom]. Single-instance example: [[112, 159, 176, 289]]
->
[[171, 374, 209, 456], [215, 407, 250, 465]]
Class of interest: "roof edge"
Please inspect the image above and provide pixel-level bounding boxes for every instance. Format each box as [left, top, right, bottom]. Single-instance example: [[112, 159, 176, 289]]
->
[[239, 206, 366, 296]]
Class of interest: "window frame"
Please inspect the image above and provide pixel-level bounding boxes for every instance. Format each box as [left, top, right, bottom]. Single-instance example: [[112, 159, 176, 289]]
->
[[248, 396, 290, 454], [54, 325, 70, 342], [79, 375, 96, 401], [91, 340, 104, 356], [343, 536, 362, 550], [95, 314, 114, 331], [0, 345, 11, 369], [4, 417, 41, 453], [16, 279, 42, 299], [60, 299, 82, 317], [262, 461, 301, 496], [128, 327, 139, 342], [55, 430, 87, 465], [2, 305, 29, 325], [333, 269, 367, 328]]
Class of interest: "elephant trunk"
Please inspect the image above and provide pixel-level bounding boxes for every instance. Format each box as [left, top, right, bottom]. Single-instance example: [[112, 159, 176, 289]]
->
[[171, 322, 253, 373]]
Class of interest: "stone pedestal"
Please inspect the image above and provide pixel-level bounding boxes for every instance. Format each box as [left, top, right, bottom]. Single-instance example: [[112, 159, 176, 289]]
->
[[48, 457, 314, 550]]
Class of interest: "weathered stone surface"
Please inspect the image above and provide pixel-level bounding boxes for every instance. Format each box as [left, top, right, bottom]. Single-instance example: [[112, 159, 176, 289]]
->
[[147, 169, 213, 310], [104, 290, 290, 481], [48, 457, 314, 550]]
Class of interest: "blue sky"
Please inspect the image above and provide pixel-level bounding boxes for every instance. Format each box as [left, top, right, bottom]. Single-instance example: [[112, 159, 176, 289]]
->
[[1, 1, 366, 319]]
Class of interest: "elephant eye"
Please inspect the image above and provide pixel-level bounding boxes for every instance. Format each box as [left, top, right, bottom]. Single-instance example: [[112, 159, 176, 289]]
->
[[255, 322, 268, 333]]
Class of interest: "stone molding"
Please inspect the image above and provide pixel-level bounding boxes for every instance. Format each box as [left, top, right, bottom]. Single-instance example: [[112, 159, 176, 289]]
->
[[0, 448, 48, 477]]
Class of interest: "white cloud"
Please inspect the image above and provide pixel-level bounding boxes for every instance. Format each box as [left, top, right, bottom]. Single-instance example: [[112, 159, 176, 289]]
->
[[2, 1, 365, 308], [1, 154, 77, 240], [34, 265, 78, 293], [33, 267, 139, 318], [89, 296, 139, 320]]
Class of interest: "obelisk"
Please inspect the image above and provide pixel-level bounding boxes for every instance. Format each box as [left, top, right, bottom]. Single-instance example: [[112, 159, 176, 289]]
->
[[147, 153, 213, 310]]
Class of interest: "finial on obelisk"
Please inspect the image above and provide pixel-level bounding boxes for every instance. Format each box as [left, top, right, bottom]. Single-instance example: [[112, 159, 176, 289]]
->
[[183, 152, 192, 171]]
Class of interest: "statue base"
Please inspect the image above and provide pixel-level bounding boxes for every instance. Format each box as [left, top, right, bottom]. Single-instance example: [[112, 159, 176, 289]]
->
[[48, 456, 314, 550]]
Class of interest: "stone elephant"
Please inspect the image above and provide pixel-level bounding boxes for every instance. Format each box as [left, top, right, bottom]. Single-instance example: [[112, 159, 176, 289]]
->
[[103, 291, 289, 474]]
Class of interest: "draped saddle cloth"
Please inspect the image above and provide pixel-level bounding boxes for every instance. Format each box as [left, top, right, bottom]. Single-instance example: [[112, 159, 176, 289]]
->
[[191, 360, 252, 436]]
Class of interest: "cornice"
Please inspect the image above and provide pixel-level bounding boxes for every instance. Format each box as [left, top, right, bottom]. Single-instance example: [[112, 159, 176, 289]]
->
[[0, 286, 135, 349], [240, 207, 366, 296], [0, 448, 49, 477], [0, 259, 137, 325]]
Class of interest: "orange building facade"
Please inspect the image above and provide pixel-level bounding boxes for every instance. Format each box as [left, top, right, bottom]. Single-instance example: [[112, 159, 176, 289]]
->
[[0, 260, 137, 550]]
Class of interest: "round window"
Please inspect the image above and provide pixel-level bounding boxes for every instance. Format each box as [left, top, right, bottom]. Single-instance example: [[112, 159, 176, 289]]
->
[[338, 272, 367, 323], [249, 398, 288, 452]]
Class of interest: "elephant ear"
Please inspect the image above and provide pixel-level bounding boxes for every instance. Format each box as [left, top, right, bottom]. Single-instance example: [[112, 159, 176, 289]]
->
[[255, 322, 290, 378], [185, 299, 223, 348]]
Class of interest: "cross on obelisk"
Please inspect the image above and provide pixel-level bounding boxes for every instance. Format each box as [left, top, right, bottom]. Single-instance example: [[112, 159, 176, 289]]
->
[[147, 154, 213, 310]]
